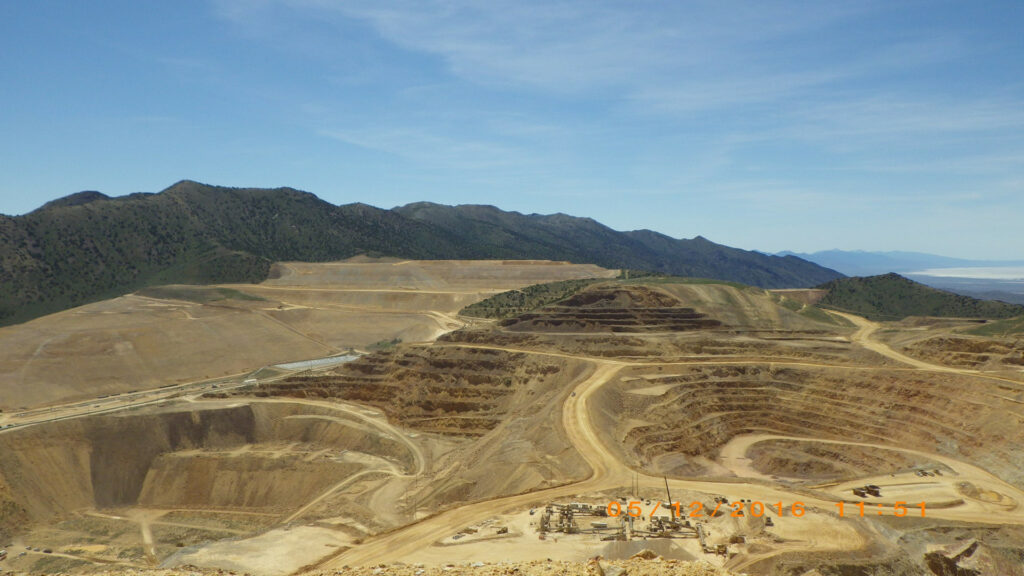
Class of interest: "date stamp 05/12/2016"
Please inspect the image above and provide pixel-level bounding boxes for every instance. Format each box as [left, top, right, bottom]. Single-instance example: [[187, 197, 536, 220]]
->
[[606, 500, 927, 519]]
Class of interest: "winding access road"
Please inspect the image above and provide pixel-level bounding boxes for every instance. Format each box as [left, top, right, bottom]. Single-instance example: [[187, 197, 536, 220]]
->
[[310, 311, 1024, 570]]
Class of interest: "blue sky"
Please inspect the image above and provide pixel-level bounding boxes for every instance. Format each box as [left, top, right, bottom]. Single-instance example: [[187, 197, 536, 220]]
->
[[2, 1, 1022, 258]]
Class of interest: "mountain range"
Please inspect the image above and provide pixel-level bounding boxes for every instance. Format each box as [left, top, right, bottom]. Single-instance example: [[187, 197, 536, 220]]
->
[[0, 180, 842, 326], [780, 249, 1024, 277]]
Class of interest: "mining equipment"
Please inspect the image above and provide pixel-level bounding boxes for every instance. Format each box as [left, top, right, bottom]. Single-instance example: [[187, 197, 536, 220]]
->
[[663, 476, 674, 519], [541, 500, 695, 542], [540, 503, 580, 534], [696, 523, 727, 556], [853, 484, 881, 497]]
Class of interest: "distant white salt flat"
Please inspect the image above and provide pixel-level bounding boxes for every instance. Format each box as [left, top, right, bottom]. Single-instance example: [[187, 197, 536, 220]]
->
[[274, 354, 360, 371], [910, 266, 1024, 280]]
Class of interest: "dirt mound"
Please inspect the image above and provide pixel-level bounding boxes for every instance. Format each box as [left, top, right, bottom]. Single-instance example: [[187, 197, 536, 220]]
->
[[499, 286, 722, 333], [660, 283, 841, 331], [559, 286, 683, 309]]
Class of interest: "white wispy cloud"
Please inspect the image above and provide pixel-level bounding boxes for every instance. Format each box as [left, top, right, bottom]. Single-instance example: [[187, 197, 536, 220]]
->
[[318, 126, 534, 171], [319, 0, 878, 94], [207, 0, 1024, 256], [787, 96, 1024, 139]]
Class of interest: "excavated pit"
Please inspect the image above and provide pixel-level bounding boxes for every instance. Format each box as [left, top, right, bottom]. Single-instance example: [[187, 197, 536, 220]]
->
[[598, 364, 1024, 488], [234, 345, 594, 514], [249, 346, 577, 437], [0, 401, 418, 539], [8, 278, 1023, 575]]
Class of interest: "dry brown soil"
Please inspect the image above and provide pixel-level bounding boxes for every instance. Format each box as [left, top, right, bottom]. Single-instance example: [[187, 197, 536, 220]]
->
[[2, 269, 1023, 576]]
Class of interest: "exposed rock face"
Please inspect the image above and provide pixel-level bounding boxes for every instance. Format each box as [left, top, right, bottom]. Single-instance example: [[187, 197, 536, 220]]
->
[[259, 346, 576, 437], [0, 402, 406, 527]]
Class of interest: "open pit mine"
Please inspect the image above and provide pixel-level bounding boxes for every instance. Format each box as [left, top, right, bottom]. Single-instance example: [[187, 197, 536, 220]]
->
[[1, 260, 1023, 576]]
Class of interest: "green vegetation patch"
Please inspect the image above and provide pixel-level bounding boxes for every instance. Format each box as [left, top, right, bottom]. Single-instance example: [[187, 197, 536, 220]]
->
[[967, 315, 1024, 337], [368, 337, 403, 350], [816, 273, 1024, 321]]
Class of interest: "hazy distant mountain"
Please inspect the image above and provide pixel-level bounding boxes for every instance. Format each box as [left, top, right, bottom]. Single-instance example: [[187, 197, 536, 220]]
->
[[0, 181, 842, 326], [816, 273, 1024, 321], [779, 249, 1024, 277], [396, 202, 841, 288], [902, 276, 1024, 306]]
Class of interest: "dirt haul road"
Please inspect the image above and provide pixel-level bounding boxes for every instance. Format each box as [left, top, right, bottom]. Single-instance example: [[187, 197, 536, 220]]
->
[[0, 365, 307, 434], [316, 359, 865, 570], [316, 311, 1024, 570], [718, 433, 1024, 522], [829, 310, 965, 373]]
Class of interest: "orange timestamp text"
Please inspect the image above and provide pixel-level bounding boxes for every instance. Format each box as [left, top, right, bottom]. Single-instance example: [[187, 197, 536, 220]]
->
[[606, 500, 806, 519], [605, 500, 927, 519], [836, 501, 926, 517]]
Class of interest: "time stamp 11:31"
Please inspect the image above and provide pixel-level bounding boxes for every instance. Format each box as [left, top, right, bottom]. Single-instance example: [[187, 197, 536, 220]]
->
[[837, 501, 926, 517]]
